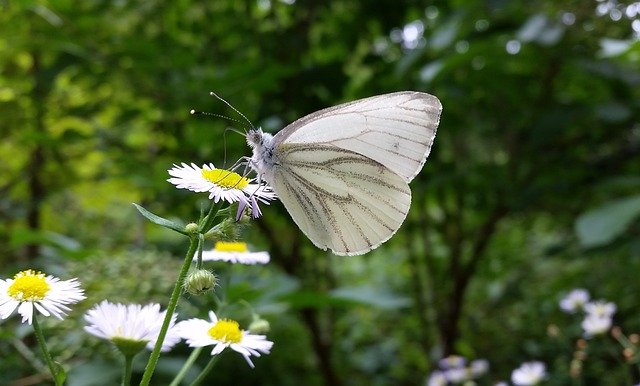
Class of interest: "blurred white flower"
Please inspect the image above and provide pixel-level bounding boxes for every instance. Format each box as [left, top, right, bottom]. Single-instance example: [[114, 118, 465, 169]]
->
[[439, 354, 466, 369], [511, 361, 546, 385], [200, 241, 270, 265], [470, 359, 489, 377], [426, 371, 447, 386], [444, 367, 469, 384], [584, 300, 616, 318], [581, 314, 612, 337], [559, 288, 590, 313]]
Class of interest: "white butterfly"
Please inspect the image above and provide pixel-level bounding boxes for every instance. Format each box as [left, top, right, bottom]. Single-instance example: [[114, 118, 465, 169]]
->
[[247, 91, 442, 256]]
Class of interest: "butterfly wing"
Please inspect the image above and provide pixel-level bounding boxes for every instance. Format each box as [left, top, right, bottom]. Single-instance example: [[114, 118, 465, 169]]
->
[[273, 91, 441, 183], [271, 144, 411, 256]]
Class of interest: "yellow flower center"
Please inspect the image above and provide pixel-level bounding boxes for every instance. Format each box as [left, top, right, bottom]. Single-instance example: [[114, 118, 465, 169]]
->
[[201, 169, 249, 190], [7, 270, 50, 301], [214, 241, 249, 253], [208, 319, 243, 343]]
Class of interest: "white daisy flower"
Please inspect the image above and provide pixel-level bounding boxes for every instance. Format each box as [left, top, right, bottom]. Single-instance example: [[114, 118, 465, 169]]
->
[[167, 163, 276, 217], [511, 361, 546, 385], [581, 314, 613, 337], [84, 301, 180, 352], [584, 300, 616, 318], [200, 241, 270, 265], [559, 288, 590, 313], [176, 310, 273, 368], [0, 269, 85, 325]]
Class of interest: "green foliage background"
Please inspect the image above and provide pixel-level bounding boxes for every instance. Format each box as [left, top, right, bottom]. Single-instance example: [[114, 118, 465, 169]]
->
[[1, 0, 639, 385]]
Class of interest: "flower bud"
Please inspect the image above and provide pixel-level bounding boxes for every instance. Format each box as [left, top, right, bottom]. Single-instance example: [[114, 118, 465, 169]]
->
[[184, 269, 217, 295], [208, 217, 244, 241], [248, 317, 270, 334], [185, 222, 199, 234]]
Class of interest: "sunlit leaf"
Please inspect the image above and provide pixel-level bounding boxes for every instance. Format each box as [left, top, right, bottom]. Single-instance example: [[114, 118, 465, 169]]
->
[[330, 285, 411, 310], [575, 195, 640, 248]]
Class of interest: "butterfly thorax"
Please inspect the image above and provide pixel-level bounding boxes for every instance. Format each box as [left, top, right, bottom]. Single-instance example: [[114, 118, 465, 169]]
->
[[247, 128, 277, 183]]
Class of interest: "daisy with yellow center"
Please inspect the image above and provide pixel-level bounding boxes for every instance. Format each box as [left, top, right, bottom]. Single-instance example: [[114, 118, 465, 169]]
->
[[200, 241, 270, 265], [84, 300, 181, 353], [167, 163, 276, 218], [0, 269, 85, 325], [176, 310, 273, 368]]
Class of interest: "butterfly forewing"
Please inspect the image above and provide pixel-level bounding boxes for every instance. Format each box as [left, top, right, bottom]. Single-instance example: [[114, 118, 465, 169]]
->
[[272, 144, 411, 256], [274, 92, 441, 183]]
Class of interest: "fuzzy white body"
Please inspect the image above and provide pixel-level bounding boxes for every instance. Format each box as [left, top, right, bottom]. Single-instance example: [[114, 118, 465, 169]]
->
[[245, 92, 442, 256], [247, 130, 277, 185]]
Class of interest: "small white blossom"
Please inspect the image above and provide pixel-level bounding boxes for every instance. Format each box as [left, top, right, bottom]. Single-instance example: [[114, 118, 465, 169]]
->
[[426, 371, 447, 386], [445, 367, 470, 384], [176, 310, 273, 368], [200, 241, 270, 265], [84, 301, 180, 352], [511, 361, 546, 385], [559, 288, 590, 313], [439, 354, 466, 369], [584, 300, 616, 318], [581, 314, 613, 337], [470, 359, 489, 377]]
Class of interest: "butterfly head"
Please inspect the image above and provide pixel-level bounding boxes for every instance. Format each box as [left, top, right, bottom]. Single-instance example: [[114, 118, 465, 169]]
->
[[246, 128, 264, 148], [246, 127, 275, 149]]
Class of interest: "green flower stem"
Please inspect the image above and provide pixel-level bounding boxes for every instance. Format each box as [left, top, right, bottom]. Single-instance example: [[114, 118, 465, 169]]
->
[[32, 310, 62, 386], [196, 233, 204, 270], [122, 353, 134, 386], [189, 354, 221, 386], [199, 202, 222, 234], [169, 347, 203, 386], [139, 236, 199, 386]]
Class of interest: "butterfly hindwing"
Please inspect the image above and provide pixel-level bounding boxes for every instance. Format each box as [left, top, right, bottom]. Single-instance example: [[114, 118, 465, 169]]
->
[[271, 144, 411, 256]]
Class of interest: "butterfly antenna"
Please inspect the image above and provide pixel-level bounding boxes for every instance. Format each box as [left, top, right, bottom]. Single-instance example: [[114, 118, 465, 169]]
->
[[190, 109, 246, 127], [209, 91, 255, 129]]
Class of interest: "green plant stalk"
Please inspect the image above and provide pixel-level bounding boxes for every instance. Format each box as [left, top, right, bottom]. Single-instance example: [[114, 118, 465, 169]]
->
[[123, 353, 134, 386], [190, 354, 221, 386], [139, 236, 199, 386], [32, 309, 62, 386], [169, 347, 203, 386], [199, 201, 223, 234]]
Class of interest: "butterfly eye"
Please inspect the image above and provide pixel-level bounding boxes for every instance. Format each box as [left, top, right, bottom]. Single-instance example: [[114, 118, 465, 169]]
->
[[246, 131, 257, 145]]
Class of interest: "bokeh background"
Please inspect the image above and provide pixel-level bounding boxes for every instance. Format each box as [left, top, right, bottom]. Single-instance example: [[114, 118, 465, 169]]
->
[[1, 0, 639, 385]]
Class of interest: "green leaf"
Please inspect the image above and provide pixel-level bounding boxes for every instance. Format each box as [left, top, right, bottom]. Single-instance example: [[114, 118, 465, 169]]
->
[[599, 38, 634, 58], [330, 285, 411, 310], [575, 195, 640, 248], [132, 203, 187, 235], [279, 286, 411, 310], [54, 362, 66, 385], [279, 290, 355, 309]]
